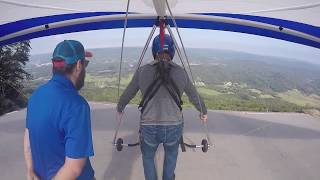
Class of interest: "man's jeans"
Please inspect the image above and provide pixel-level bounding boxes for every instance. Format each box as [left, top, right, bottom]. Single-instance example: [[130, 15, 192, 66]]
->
[[140, 124, 183, 180]]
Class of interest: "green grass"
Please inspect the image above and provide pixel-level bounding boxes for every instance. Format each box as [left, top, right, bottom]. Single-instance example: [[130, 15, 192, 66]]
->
[[26, 73, 309, 112], [85, 73, 133, 88], [277, 89, 320, 108], [260, 94, 274, 99], [197, 87, 221, 96], [80, 75, 306, 112]]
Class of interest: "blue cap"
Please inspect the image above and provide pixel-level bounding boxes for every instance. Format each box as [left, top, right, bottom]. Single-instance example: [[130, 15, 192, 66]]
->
[[152, 34, 175, 59], [52, 40, 86, 64]]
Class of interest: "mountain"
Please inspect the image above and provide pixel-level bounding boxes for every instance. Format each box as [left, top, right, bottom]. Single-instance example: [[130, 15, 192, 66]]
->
[[28, 47, 320, 96]]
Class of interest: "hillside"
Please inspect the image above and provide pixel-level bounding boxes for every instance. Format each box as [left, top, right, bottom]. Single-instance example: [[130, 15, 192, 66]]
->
[[25, 47, 320, 112]]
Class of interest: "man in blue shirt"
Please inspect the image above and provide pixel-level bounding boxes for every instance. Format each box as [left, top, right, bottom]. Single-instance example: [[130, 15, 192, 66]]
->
[[24, 40, 95, 180]]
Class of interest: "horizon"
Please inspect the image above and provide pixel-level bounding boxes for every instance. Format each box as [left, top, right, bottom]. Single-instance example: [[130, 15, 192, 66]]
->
[[30, 28, 320, 65], [30, 46, 320, 66]]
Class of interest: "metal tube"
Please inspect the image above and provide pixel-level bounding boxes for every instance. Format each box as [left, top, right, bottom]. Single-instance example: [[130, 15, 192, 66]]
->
[[136, 24, 157, 71], [112, 114, 124, 145]]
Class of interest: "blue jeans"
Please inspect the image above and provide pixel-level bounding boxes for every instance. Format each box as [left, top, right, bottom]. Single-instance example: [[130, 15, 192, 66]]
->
[[140, 124, 183, 180]]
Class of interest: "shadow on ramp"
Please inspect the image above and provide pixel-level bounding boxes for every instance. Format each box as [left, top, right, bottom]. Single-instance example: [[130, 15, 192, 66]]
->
[[103, 133, 141, 180]]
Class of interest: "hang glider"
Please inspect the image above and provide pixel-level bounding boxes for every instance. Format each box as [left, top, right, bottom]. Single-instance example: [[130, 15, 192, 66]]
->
[[1, 0, 319, 153], [0, 0, 319, 48]]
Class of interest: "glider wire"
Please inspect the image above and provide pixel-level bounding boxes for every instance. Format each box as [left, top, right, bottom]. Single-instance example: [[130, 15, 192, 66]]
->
[[117, 0, 130, 100], [165, 0, 212, 146], [165, 0, 203, 112], [113, 112, 124, 145], [166, 25, 186, 71], [113, 0, 130, 145], [136, 24, 157, 71]]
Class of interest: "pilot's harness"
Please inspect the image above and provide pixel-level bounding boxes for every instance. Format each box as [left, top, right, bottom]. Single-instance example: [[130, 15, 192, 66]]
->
[[138, 61, 183, 113]]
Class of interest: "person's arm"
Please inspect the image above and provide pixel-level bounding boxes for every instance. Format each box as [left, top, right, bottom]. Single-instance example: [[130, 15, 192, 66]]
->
[[117, 70, 140, 112], [24, 128, 39, 180], [184, 73, 208, 122], [52, 157, 86, 180]]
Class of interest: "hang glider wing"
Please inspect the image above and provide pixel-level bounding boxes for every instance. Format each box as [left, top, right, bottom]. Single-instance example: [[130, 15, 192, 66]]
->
[[0, 0, 319, 48]]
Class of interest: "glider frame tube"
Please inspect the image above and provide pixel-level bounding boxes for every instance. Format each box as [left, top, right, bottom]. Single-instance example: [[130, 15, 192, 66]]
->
[[0, 13, 319, 48]]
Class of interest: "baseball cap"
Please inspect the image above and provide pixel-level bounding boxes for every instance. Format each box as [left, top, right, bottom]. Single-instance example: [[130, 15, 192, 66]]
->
[[52, 40, 92, 65]]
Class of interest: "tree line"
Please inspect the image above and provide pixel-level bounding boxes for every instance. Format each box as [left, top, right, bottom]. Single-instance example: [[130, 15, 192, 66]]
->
[[0, 41, 31, 115]]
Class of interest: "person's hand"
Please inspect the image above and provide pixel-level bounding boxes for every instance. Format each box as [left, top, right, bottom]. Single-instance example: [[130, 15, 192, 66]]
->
[[200, 113, 208, 123], [27, 170, 40, 180]]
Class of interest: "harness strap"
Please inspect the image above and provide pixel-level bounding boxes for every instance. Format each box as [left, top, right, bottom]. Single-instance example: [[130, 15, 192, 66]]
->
[[162, 83, 182, 111], [139, 79, 182, 113], [168, 76, 183, 105], [138, 62, 183, 113], [139, 78, 162, 112], [138, 73, 161, 108]]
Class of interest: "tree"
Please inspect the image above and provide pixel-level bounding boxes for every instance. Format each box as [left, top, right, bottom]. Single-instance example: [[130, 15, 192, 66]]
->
[[0, 41, 31, 115]]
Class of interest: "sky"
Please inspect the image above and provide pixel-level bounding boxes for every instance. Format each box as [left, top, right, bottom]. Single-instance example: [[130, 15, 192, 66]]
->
[[30, 28, 320, 64]]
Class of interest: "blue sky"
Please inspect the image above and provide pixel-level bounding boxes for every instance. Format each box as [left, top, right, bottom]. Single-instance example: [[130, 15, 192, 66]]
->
[[30, 28, 320, 64]]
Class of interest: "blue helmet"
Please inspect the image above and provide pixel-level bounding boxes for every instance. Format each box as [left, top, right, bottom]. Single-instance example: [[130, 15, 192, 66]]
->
[[152, 34, 175, 59]]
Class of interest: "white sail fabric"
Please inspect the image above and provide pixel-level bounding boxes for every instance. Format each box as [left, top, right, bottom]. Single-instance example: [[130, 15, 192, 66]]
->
[[0, 0, 319, 26]]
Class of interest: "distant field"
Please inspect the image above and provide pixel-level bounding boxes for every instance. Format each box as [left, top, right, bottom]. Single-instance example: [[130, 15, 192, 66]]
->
[[78, 74, 306, 112], [197, 87, 221, 96], [248, 88, 274, 99], [85, 73, 133, 88], [248, 89, 262, 94], [260, 94, 274, 99], [25, 73, 315, 112], [25, 66, 319, 113], [26, 47, 320, 113], [278, 90, 320, 108]]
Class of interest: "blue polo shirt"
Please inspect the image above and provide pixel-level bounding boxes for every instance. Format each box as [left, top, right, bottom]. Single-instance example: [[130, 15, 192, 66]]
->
[[26, 74, 94, 180]]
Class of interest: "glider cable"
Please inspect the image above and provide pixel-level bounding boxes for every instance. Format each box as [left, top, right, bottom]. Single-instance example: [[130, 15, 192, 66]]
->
[[166, 24, 186, 71], [165, 0, 213, 147], [165, 0, 200, 100], [113, 112, 124, 145], [113, 0, 131, 147], [117, 0, 130, 99], [136, 24, 157, 71]]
